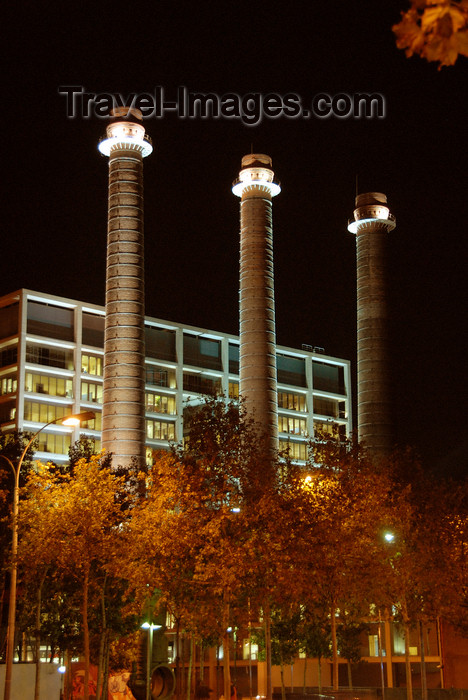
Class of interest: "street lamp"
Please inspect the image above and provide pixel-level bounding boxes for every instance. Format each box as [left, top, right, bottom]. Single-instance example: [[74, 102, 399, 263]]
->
[[141, 623, 162, 700], [0, 410, 95, 700]]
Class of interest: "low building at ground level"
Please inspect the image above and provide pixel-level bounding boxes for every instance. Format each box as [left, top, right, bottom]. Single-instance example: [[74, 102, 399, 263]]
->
[[0, 289, 351, 465]]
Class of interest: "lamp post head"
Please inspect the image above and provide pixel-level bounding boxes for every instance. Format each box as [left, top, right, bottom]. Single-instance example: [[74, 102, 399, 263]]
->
[[61, 411, 96, 426]]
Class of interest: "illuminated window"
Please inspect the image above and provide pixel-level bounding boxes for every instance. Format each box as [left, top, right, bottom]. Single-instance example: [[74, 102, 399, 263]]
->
[[81, 381, 103, 403], [146, 365, 177, 388], [314, 421, 346, 439], [24, 402, 72, 423], [278, 416, 307, 435], [280, 440, 307, 461], [80, 413, 102, 431], [277, 391, 307, 412], [25, 372, 73, 398], [229, 382, 239, 399], [146, 420, 176, 441], [145, 392, 176, 414], [81, 353, 103, 376], [36, 433, 71, 455], [0, 374, 17, 396]]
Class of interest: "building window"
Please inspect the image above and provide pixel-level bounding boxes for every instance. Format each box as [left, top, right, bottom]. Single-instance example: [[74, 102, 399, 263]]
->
[[229, 382, 239, 399], [278, 416, 307, 436], [81, 381, 103, 404], [183, 334, 222, 371], [228, 344, 239, 374], [82, 312, 105, 348], [313, 361, 346, 395], [0, 374, 17, 396], [145, 392, 176, 414], [145, 326, 177, 362], [24, 402, 72, 424], [277, 391, 307, 412], [146, 420, 176, 441], [279, 440, 308, 461], [183, 372, 221, 396], [277, 354, 306, 387], [0, 302, 19, 339], [0, 401, 16, 424], [314, 420, 347, 439], [27, 301, 74, 341], [0, 345, 18, 369], [36, 432, 71, 455], [81, 353, 103, 376], [26, 344, 74, 370], [146, 365, 176, 388], [80, 413, 102, 431], [25, 372, 73, 398]]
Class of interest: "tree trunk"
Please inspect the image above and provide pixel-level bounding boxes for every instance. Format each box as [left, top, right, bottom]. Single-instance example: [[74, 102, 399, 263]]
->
[[187, 636, 195, 700], [419, 621, 428, 700], [331, 604, 338, 691], [404, 621, 413, 700], [347, 660, 353, 691], [82, 564, 90, 700], [303, 656, 307, 694], [318, 657, 322, 694], [96, 574, 108, 700], [264, 601, 272, 700], [223, 629, 231, 700], [280, 663, 286, 700], [200, 640, 205, 682], [34, 570, 47, 700], [176, 621, 181, 700], [223, 594, 231, 700]]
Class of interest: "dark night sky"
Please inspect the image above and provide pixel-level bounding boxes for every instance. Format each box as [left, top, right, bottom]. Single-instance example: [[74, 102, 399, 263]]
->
[[3, 1, 467, 475]]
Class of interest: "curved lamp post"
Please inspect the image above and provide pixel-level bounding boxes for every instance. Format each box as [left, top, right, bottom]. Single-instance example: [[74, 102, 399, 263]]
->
[[0, 410, 95, 700]]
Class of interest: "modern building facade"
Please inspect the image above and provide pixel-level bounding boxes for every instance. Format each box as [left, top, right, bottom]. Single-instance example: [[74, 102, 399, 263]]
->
[[0, 289, 351, 465]]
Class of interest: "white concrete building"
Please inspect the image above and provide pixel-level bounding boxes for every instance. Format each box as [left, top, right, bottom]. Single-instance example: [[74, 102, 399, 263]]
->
[[0, 288, 351, 466]]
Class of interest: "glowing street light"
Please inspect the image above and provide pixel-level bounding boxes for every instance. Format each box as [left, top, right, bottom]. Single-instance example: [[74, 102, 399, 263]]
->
[[1, 411, 95, 700]]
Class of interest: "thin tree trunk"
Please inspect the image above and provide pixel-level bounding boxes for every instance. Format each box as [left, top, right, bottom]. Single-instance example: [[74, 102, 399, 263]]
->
[[187, 635, 195, 700], [96, 574, 108, 700], [280, 663, 286, 700], [176, 620, 181, 700], [223, 594, 231, 700], [331, 604, 338, 691], [100, 630, 110, 700], [404, 621, 413, 700], [83, 564, 90, 700], [318, 657, 322, 694], [303, 656, 307, 694], [200, 640, 205, 682], [347, 660, 353, 691], [34, 569, 48, 700], [419, 621, 427, 700], [264, 600, 272, 700]]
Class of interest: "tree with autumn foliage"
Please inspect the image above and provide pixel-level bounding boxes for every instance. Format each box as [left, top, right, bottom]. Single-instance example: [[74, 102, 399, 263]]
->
[[374, 450, 468, 700], [120, 397, 271, 700], [393, 0, 468, 67], [281, 431, 397, 691], [17, 457, 133, 700]]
